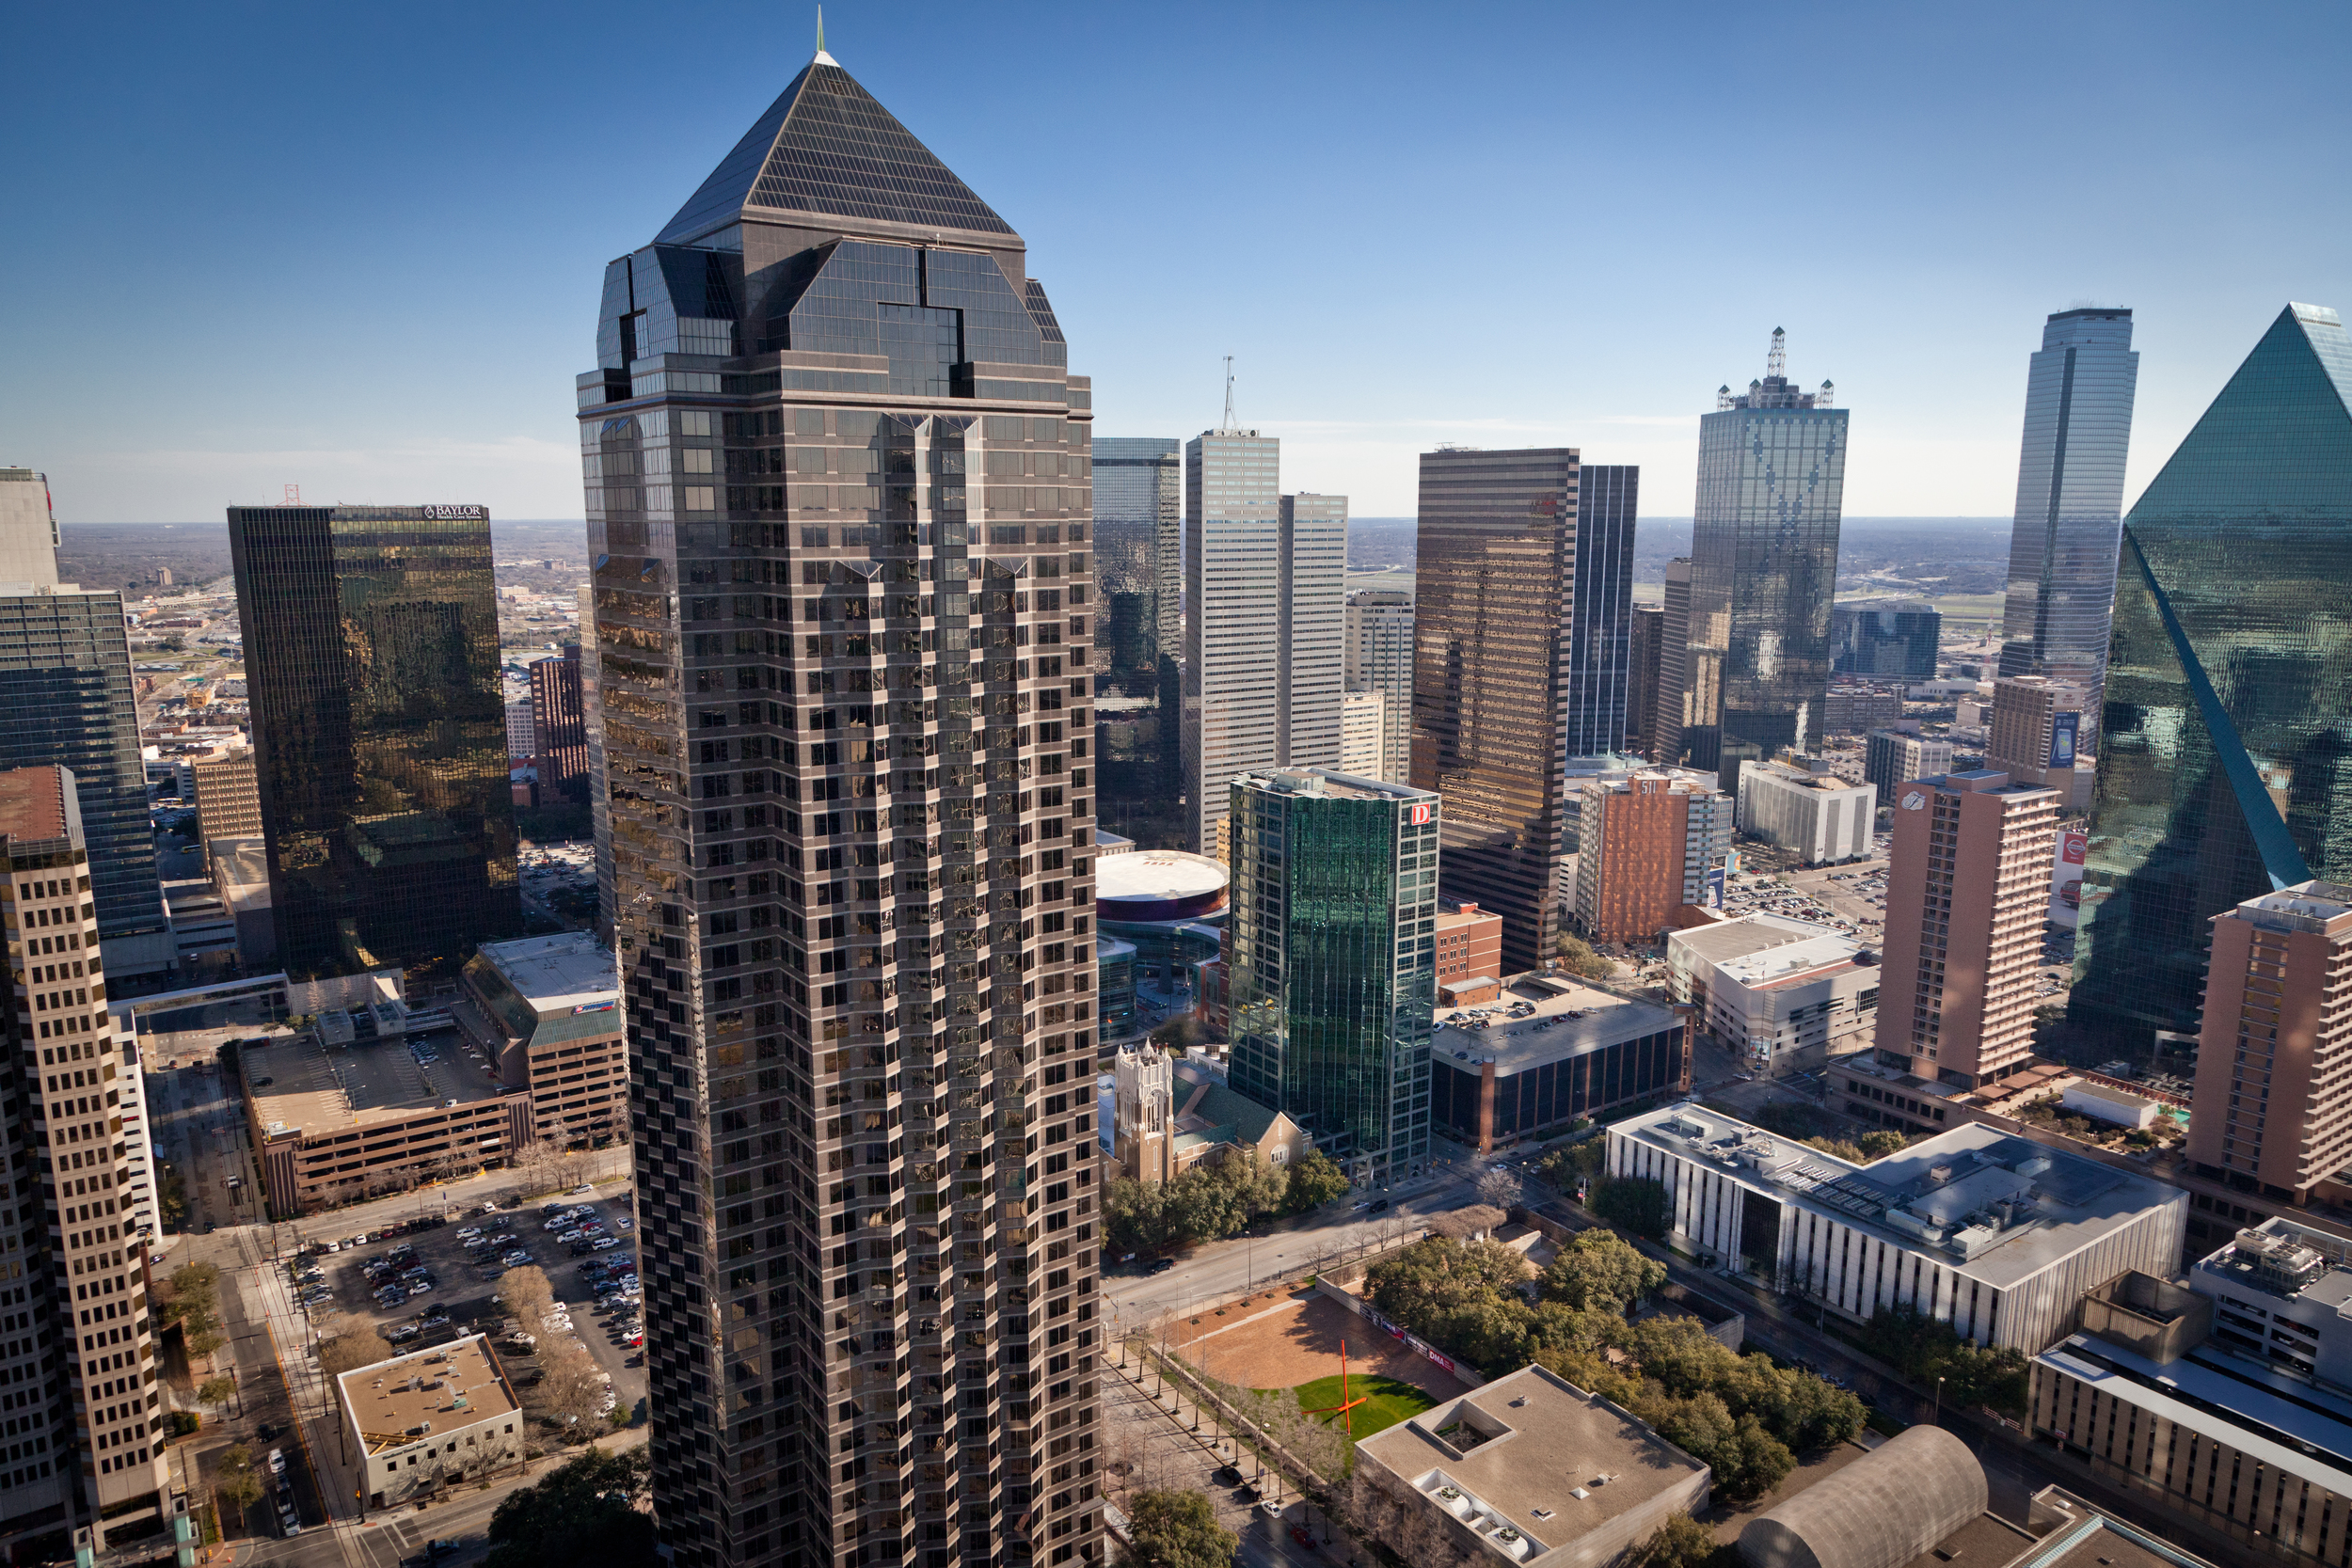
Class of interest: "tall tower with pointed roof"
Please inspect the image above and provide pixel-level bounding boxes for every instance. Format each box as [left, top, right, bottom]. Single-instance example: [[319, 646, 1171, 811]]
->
[[580, 44, 1103, 1568]]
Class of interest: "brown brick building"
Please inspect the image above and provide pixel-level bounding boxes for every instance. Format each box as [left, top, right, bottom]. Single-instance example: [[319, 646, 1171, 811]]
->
[[1574, 771, 1732, 944], [1434, 902, 1502, 997]]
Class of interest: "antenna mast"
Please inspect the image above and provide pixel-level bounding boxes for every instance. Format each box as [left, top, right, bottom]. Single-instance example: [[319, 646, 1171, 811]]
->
[[1767, 327, 1787, 379], [1220, 356, 1237, 434]]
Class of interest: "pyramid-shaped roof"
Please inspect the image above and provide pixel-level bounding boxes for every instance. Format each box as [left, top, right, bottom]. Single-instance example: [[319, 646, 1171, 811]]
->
[[658, 55, 1016, 246], [2128, 303, 2352, 525]]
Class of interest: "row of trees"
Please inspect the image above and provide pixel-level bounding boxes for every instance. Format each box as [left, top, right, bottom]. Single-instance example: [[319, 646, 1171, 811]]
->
[[1104, 1149, 1351, 1253], [1854, 1306, 2031, 1418], [1361, 1231, 1666, 1372], [501, 1266, 622, 1432]]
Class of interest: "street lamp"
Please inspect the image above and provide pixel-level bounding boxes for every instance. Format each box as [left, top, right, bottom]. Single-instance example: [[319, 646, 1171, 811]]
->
[[1933, 1374, 1945, 1427]]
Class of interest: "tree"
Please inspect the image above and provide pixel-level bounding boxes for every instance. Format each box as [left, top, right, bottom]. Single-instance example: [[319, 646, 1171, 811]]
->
[[1474, 1168, 1524, 1211], [1538, 1228, 1666, 1316], [1855, 1131, 1908, 1159], [1588, 1176, 1670, 1240], [1117, 1487, 1237, 1568], [1555, 932, 1613, 980], [317, 1322, 391, 1378], [215, 1444, 262, 1516], [1281, 1149, 1350, 1213], [501, 1265, 556, 1328], [1539, 1139, 1605, 1190], [1430, 1205, 1507, 1243], [1629, 1512, 1723, 1568], [198, 1375, 237, 1409], [486, 1448, 655, 1568], [1106, 1176, 1173, 1255]]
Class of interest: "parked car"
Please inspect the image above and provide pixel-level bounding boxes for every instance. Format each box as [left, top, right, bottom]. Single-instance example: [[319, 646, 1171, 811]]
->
[[267, 1448, 286, 1475]]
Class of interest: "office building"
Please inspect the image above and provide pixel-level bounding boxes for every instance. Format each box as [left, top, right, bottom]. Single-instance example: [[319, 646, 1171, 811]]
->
[[1573, 770, 1732, 943], [1432, 902, 1502, 998], [0, 469, 58, 588], [1413, 447, 1616, 973], [1823, 683, 1904, 736], [459, 931, 627, 1151], [1831, 601, 1941, 679], [1093, 437, 1181, 832], [1226, 769, 1436, 1183], [1652, 557, 1692, 764], [580, 42, 1103, 1568], [1863, 727, 1952, 800], [1610, 1104, 2185, 1349], [1984, 675, 2089, 809], [1340, 689, 1384, 778], [529, 645, 589, 803], [2186, 882, 2352, 1201], [1183, 424, 1280, 852], [1735, 755, 1875, 864], [2074, 304, 2352, 1040], [0, 765, 171, 1546], [1669, 912, 1881, 1074], [1996, 309, 2139, 721], [228, 504, 518, 980], [1683, 330, 1847, 787], [1626, 605, 1663, 757], [1278, 493, 1347, 768], [1876, 770, 2058, 1088], [0, 581, 171, 980], [503, 698, 535, 760], [577, 585, 612, 941], [1561, 463, 1641, 757], [340, 1336, 524, 1511], [1344, 589, 1414, 784], [1431, 977, 1688, 1150]]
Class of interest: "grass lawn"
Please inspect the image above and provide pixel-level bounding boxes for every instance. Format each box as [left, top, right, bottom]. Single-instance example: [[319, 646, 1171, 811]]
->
[[1281, 1373, 1439, 1441]]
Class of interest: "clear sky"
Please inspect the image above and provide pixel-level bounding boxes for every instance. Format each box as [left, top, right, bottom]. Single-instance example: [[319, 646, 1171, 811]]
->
[[3, 1, 2346, 524]]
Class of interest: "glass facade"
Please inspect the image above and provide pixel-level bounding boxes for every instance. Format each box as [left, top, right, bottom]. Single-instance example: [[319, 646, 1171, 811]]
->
[[1997, 309, 2139, 736], [2074, 303, 2352, 1039], [1091, 437, 1180, 841], [1278, 494, 1347, 768], [1683, 334, 1847, 792], [1344, 590, 1414, 784], [227, 506, 518, 979], [584, 50, 1102, 1568], [1563, 465, 1641, 758], [1226, 770, 1435, 1182], [1182, 431, 1279, 853], [0, 587, 168, 970], [1831, 602, 1942, 679]]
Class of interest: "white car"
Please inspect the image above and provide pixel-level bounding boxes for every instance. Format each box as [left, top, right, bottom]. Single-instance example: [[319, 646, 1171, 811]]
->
[[456, 1227, 484, 1241], [267, 1448, 286, 1475]]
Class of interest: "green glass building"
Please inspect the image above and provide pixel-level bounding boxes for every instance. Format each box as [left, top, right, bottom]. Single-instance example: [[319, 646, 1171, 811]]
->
[[1226, 768, 1436, 1183], [2073, 303, 2352, 1038]]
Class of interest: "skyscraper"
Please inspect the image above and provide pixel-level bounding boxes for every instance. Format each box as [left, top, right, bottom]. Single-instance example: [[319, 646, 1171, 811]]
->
[[1412, 446, 1610, 974], [1092, 437, 1180, 836], [1995, 309, 2139, 733], [583, 43, 1102, 1568], [1344, 589, 1413, 784], [1278, 493, 1346, 767], [2074, 304, 2352, 1039], [530, 645, 590, 803], [1653, 556, 1692, 764], [1984, 675, 2089, 808], [1876, 770, 2058, 1087], [1573, 770, 1733, 943], [0, 765, 172, 1546], [1626, 606, 1663, 757], [1226, 768, 1436, 1183], [1683, 330, 1846, 788], [227, 503, 517, 978], [0, 469, 58, 587], [578, 584, 613, 942], [1562, 464, 1641, 758], [1830, 602, 1941, 679]]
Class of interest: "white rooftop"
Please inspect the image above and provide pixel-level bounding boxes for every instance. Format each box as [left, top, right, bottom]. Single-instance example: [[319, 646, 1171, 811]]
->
[[475, 931, 616, 1011]]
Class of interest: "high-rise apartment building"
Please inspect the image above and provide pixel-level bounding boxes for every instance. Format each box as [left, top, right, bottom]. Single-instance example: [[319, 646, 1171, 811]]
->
[[1862, 728, 1952, 800], [1226, 769, 1436, 1183], [530, 646, 590, 803], [1683, 331, 1846, 788], [1413, 447, 1616, 974], [1340, 690, 1384, 779], [1876, 770, 2058, 1087], [0, 765, 171, 1547], [189, 743, 261, 855], [1995, 309, 2139, 724], [581, 45, 1102, 1568], [1984, 676, 2088, 808], [1831, 602, 1941, 680], [1562, 465, 1641, 758], [1626, 606, 1663, 757], [2074, 304, 2352, 1039], [578, 584, 613, 942], [1652, 557, 1692, 765], [1278, 494, 1346, 768], [0, 470, 58, 588], [1344, 589, 1413, 784], [0, 580, 170, 981], [1092, 438, 1180, 833], [1573, 771, 1733, 943], [228, 504, 518, 978], [2189, 881, 2352, 1200]]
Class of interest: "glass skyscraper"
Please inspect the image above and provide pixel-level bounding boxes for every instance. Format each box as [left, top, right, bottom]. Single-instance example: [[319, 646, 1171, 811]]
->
[[1344, 589, 1414, 784], [2074, 302, 2352, 1038], [1995, 309, 2139, 744], [1562, 463, 1640, 758], [581, 44, 1102, 1568], [1831, 602, 1942, 679], [227, 504, 517, 978], [1226, 768, 1436, 1183], [1092, 437, 1179, 840], [1682, 330, 1846, 790]]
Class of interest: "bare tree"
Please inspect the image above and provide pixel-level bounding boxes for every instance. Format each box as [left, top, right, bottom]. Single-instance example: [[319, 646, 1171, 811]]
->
[[1474, 1168, 1524, 1211], [1431, 1205, 1508, 1243], [501, 1264, 555, 1328], [317, 1319, 391, 1377]]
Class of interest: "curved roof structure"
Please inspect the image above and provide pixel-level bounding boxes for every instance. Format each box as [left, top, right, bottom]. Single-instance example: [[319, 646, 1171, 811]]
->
[[1736, 1424, 1985, 1568], [1095, 849, 1228, 923]]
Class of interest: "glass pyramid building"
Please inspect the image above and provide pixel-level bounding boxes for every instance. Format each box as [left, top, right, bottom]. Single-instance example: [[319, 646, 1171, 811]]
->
[[2072, 303, 2352, 1038]]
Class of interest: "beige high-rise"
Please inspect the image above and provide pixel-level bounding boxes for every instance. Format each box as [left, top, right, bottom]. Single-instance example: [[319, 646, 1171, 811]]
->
[[1985, 676, 2090, 809], [1875, 770, 2058, 1087], [2191, 881, 2352, 1200]]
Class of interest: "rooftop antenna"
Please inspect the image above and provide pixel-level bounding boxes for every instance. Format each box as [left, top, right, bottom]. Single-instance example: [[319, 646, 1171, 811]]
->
[[284, 483, 301, 504], [1767, 327, 1787, 379], [814, 5, 835, 64], [1220, 356, 1237, 434]]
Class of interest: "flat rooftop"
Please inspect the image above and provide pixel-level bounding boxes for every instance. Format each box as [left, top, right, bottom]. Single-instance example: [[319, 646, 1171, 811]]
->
[[1612, 1103, 2184, 1291], [1435, 976, 1679, 1073], [339, 1335, 518, 1453], [475, 931, 614, 1011], [245, 1030, 506, 1139], [1357, 1364, 1703, 1562], [1676, 914, 1870, 990], [2042, 1332, 2352, 1493]]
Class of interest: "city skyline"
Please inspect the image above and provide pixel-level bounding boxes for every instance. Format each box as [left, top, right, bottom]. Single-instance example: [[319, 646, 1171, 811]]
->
[[4, 6, 2347, 523]]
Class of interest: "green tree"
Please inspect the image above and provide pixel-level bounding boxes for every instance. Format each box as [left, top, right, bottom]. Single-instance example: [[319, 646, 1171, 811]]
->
[[1281, 1149, 1350, 1213], [1639, 1391, 1793, 1502], [1555, 932, 1613, 980], [215, 1445, 262, 1516], [486, 1448, 656, 1568], [1629, 1511, 1723, 1568], [197, 1375, 237, 1408], [1117, 1488, 1237, 1568], [1539, 1138, 1606, 1190], [1854, 1306, 2029, 1420], [1588, 1175, 1670, 1239], [1106, 1175, 1171, 1254], [1537, 1228, 1666, 1315], [1855, 1131, 1908, 1159]]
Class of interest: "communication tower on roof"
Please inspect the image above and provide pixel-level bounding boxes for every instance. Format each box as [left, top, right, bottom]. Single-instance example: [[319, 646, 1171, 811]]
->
[[1217, 356, 1240, 435], [1767, 326, 1788, 379]]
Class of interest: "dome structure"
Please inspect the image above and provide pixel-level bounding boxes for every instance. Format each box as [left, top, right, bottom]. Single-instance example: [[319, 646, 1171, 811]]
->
[[1736, 1424, 1986, 1568]]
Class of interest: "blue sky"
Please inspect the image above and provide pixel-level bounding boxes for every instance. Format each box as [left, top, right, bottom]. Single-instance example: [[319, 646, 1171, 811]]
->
[[3, 1, 2346, 523]]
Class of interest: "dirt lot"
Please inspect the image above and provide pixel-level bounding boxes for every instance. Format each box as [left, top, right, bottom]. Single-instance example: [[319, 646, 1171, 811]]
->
[[1164, 1289, 1470, 1401]]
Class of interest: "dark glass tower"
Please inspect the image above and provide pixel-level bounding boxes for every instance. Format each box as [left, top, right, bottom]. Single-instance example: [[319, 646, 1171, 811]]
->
[[1563, 464, 1640, 757], [227, 504, 518, 978], [2073, 303, 2352, 1039], [1091, 437, 1180, 842], [1682, 330, 1846, 790], [581, 44, 1102, 1568]]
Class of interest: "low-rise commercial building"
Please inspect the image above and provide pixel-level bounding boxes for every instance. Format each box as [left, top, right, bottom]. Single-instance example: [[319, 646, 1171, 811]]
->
[[1667, 913, 1880, 1074], [1434, 903, 1503, 997], [339, 1336, 524, 1511], [1608, 1104, 2186, 1351], [457, 931, 624, 1149], [1431, 976, 1690, 1152], [1736, 756, 1876, 864]]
